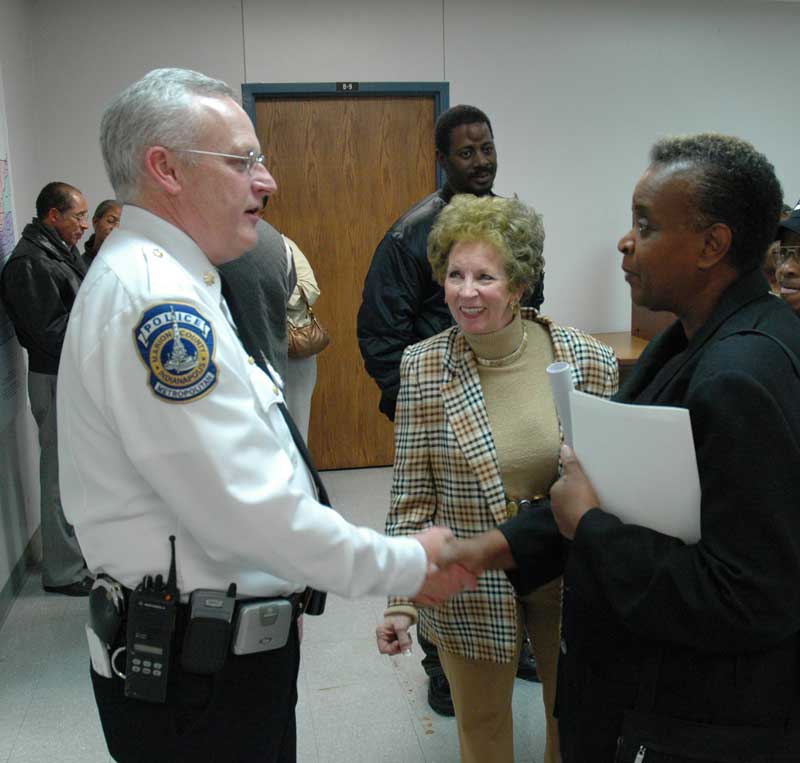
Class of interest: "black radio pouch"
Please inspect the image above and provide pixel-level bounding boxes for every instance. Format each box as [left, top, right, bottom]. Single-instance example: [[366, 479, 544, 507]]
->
[[181, 588, 236, 675], [304, 587, 326, 616]]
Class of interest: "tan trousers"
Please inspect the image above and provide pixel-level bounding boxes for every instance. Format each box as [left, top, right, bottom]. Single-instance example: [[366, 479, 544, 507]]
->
[[438, 577, 562, 763]]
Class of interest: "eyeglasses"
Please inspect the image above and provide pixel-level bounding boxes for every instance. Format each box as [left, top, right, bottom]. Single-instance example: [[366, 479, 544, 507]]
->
[[776, 245, 800, 266], [61, 210, 88, 223], [173, 148, 266, 175]]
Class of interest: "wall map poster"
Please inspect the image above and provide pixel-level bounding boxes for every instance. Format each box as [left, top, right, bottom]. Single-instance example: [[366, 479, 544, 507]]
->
[[0, 61, 20, 430]]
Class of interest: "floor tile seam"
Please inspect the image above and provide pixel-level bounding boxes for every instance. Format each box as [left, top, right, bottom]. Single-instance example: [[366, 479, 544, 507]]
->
[[304, 677, 391, 694], [384, 656, 430, 762], [4, 695, 33, 763]]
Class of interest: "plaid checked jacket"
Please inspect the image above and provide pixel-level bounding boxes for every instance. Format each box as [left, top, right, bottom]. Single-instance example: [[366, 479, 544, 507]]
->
[[385, 309, 619, 663]]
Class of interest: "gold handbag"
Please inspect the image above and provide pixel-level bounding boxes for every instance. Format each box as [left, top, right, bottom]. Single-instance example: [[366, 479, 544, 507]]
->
[[287, 287, 331, 359]]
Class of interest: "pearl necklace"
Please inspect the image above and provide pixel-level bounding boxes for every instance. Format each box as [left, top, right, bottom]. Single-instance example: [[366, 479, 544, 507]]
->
[[474, 326, 528, 368]]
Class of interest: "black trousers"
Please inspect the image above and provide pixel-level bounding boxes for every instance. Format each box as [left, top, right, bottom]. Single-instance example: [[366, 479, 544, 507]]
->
[[92, 618, 300, 763], [419, 634, 446, 679]]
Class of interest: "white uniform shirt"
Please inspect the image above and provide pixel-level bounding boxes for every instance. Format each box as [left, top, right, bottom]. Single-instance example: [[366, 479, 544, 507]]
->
[[58, 205, 426, 599]]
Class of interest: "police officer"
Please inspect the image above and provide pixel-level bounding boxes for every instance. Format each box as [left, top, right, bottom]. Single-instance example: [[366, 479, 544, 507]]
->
[[58, 68, 473, 763]]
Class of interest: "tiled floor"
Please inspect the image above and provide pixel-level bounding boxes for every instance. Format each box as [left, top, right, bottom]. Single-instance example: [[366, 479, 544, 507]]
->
[[0, 467, 547, 762]]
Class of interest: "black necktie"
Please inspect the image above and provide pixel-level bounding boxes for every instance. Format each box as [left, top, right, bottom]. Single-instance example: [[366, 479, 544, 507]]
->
[[220, 274, 330, 507], [221, 281, 331, 616], [275, 396, 330, 507]]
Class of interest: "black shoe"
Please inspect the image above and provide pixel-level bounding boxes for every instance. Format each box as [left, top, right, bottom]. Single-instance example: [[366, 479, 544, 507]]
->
[[43, 576, 93, 597], [516, 640, 540, 683], [427, 674, 455, 717]]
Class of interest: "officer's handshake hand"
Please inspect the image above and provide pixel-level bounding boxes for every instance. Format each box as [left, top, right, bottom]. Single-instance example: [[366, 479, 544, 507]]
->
[[411, 527, 478, 607]]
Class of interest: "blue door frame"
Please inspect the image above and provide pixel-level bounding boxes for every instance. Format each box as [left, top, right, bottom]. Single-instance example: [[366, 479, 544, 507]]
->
[[241, 81, 450, 188]]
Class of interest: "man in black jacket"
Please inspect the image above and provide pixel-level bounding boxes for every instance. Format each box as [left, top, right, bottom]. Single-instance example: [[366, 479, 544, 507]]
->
[[358, 104, 544, 422], [0, 181, 92, 595], [435, 134, 800, 761], [358, 105, 542, 715]]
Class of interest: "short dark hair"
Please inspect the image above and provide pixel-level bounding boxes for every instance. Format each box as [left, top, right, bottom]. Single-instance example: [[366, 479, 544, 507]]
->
[[36, 182, 82, 220], [649, 134, 783, 273], [435, 105, 493, 155], [92, 199, 121, 222]]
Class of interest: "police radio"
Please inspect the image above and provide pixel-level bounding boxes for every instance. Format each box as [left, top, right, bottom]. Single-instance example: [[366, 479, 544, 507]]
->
[[124, 536, 179, 704]]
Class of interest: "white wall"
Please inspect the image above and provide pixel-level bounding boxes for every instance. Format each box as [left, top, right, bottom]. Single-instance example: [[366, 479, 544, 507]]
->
[[31, 0, 247, 212], [0, 0, 798, 591], [445, 0, 799, 329], [24, 0, 800, 332], [243, 0, 444, 82]]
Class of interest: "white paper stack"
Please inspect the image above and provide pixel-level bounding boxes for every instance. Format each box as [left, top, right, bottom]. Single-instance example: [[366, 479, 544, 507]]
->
[[547, 363, 701, 543]]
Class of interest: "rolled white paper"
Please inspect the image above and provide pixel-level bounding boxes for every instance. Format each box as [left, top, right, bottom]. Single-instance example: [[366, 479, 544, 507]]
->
[[547, 361, 574, 447]]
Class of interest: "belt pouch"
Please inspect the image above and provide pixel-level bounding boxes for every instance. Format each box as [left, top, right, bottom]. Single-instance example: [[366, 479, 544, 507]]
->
[[181, 589, 236, 675], [304, 587, 326, 616]]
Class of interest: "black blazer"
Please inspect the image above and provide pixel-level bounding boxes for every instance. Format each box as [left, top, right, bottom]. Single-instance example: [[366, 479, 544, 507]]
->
[[502, 269, 800, 761]]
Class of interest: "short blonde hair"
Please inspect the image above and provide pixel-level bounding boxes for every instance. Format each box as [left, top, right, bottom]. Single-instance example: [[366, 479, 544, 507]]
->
[[427, 195, 545, 294]]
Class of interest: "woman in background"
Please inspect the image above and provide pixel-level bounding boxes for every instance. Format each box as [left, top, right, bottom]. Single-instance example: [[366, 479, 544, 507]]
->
[[377, 195, 618, 763], [284, 236, 322, 440], [83, 199, 121, 267]]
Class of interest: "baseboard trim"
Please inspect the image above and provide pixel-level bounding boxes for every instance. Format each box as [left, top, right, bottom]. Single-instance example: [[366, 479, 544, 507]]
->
[[0, 527, 41, 632]]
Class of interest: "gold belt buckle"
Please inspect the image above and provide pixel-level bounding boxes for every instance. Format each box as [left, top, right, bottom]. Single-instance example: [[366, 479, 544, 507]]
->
[[506, 495, 546, 518]]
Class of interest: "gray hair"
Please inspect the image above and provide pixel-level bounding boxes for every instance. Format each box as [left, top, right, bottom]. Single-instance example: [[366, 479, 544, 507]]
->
[[100, 68, 236, 202]]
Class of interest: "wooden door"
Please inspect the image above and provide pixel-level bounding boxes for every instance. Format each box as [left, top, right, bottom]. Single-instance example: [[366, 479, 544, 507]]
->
[[254, 96, 437, 469]]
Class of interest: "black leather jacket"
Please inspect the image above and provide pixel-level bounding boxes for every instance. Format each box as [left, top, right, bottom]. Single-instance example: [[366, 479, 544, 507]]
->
[[0, 219, 86, 373], [357, 185, 544, 420]]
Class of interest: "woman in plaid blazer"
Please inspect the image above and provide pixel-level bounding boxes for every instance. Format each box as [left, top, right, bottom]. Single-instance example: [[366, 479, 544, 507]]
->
[[380, 195, 618, 763]]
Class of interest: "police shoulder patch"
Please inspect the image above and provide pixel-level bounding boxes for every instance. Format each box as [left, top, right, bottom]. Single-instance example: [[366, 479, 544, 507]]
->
[[133, 302, 218, 403]]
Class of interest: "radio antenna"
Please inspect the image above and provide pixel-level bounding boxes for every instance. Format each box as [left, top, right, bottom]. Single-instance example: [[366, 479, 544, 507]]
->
[[167, 535, 177, 593]]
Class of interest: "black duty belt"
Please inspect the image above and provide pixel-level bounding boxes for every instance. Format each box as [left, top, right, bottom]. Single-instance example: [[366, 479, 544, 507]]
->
[[113, 586, 306, 650]]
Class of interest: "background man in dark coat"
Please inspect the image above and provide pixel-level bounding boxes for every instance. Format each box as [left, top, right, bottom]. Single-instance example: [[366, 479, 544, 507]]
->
[[220, 216, 295, 381], [357, 104, 544, 423], [0, 181, 92, 595], [438, 133, 800, 761]]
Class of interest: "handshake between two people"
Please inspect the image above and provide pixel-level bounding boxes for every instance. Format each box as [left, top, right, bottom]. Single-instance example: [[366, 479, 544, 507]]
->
[[399, 446, 597, 611], [376, 525, 515, 656], [377, 445, 601, 655]]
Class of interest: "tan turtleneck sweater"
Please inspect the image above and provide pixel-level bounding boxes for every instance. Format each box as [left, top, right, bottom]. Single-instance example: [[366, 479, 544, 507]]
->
[[464, 312, 561, 501]]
